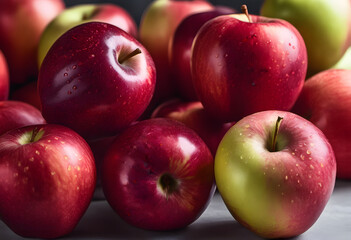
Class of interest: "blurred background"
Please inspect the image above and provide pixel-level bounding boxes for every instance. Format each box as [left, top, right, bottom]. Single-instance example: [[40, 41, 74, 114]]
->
[[63, 0, 265, 25]]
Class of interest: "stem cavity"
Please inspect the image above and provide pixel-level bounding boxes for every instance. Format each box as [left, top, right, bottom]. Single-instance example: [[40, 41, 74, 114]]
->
[[118, 48, 142, 64]]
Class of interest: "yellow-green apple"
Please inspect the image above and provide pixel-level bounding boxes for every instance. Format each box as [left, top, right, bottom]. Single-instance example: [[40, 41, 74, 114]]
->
[[0, 0, 64, 84], [191, 8, 307, 123], [0, 50, 9, 100], [38, 3, 137, 67], [0, 100, 45, 135], [261, 0, 351, 76], [215, 110, 336, 238], [139, 0, 214, 106], [331, 46, 351, 70], [10, 81, 41, 110], [0, 124, 96, 238], [38, 22, 156, 140], [171, 8, 235, 101], [102, 118, 215, 230], [151, 99, 234, 155], [292, 69, 351, 179]]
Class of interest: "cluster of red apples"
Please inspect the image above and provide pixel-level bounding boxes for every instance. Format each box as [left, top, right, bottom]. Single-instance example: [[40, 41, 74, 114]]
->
[[0, 0, 350, 239]]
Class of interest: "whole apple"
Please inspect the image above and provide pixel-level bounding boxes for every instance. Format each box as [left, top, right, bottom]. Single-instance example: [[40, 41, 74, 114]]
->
[[261, 0, 351, 76], [292, 69, 351, 179], [38, 22, 156, 140], [0, 124, 96, 238], [0, 50, 9, 101], [102, 118, 215, 230], [171, 8, 235, 101], [215, 110, 336, 238], [38, 3, 138, 67], [151, 99, 234, 156], [0, 0, 64, 84], [139, 0, 214, 105], [0, 100, 45, 136], [191, 9, 307, 123]]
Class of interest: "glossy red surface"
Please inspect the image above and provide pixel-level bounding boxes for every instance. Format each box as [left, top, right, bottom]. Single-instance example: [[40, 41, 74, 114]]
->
[[192, 15, 307, 122], [102, 118, 215, 230], [38, 22, 156, 140]]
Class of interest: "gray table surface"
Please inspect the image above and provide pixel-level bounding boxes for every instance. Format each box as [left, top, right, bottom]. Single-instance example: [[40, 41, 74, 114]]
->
[[1, 180, 350, 240]]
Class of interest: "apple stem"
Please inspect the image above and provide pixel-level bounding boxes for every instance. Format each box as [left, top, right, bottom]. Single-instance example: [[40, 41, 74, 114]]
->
[[241, 4, 252, 23], [271, 116, 283, 152], [30, 127, 40, 143], [118, 48, 142, 64]]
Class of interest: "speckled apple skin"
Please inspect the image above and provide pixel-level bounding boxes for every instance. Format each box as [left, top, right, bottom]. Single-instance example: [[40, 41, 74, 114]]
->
[[215, 110, 336, 238], [192, 15, 307, 123], [38, 22, 156, 140]]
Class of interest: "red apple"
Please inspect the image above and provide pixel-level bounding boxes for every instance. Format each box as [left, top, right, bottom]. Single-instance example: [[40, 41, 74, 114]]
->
[[151, 99, 234, 155], [292, 69, 351, 179], [38, 3, 138, 67], [139, 0, 214, 106], [38, 22, 156, 140], [215, 110, 336, 238], [171, 8, 235, 101], [102, 118, 215, 230], [0, 0, 64, 84], [0, 100, 45, 136], [0, 50, 9, 100], [10, 81, 41, 110], [0, 124, 96, 238], [191, 7, 307, 122]]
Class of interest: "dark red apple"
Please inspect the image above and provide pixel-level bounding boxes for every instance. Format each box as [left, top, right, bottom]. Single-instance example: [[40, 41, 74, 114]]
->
[[38, 22, 156, 140], [292, 69, 351, 179], [0, 0, 64, 84], [171, 8, 235, 100], [102, 118, 215, 230], [0, 100, 45, 135], [191, 8, 307, 122], [0, 124, 96, 238], [151, 99, 234, 155]]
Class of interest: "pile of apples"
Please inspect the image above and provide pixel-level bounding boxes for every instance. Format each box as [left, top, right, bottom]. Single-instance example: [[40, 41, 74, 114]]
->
[[0, 0, 350, 239]]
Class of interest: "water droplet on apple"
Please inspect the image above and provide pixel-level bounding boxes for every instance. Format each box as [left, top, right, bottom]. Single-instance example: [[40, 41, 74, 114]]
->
[[318, 183, 322, 188], [72, 85, 77, 90], [64, 73, 68, 77], [72, 65, 77, 70], [240, 155, 243, 160], [67, 91, 72, 95]]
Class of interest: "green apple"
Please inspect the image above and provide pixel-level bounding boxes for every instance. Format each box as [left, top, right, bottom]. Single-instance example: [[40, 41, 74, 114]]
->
[[215, 110, 336, 238], [261, 0, 351, 76], [38, 3, 137, 67], [331, 46, 351, 70]]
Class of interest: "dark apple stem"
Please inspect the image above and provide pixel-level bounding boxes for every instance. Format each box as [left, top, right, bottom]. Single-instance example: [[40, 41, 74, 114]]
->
[[271, 116, 283, 152], [30, 127, 40, 143], [241, 4, 252, 23], [118, 48, 142, 64]]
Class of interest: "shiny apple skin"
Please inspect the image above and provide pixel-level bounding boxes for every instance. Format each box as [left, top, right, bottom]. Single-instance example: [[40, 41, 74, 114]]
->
[[0, 124, 96, 238], [0, 100, 45, 135], [192, 14, 307, 123], [171, 8, 234, 101], [0, 0, 64, 84], [0, 50, 9, 101], [38, 22, 156, 140], [292, 69, 351, 179], [102, 118, 215, 230], [151, 99, 234, 155], [215, 110, 336, 238]]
